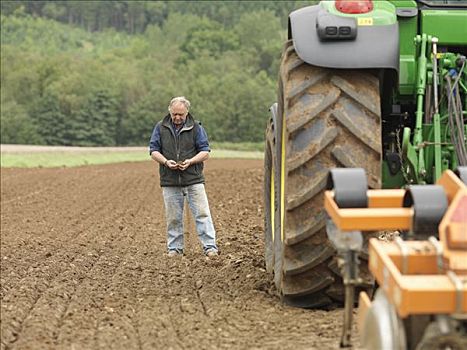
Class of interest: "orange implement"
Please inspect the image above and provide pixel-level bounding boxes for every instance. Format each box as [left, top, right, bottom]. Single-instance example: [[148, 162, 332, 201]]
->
[[325, 169, 467, 318], [324, 190, 413, 231], [324, 170, 466, 234], [439, 191, 467, 274], [368, 238, 467, 317]]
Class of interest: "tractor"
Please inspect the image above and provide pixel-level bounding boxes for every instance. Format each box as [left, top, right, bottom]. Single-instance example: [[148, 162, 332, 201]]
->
[[264, 0, 467, 308]]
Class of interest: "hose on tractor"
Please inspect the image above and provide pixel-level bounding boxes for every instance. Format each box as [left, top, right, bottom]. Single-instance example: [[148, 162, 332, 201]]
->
[[445, 60, 467, 166]]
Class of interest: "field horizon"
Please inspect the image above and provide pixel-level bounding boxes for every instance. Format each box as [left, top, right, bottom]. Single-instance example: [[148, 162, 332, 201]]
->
[[0, 144, 263, 168]]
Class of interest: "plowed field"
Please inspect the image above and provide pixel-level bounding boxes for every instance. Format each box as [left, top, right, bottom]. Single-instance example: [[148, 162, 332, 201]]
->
[[1, 160, 353, 350]]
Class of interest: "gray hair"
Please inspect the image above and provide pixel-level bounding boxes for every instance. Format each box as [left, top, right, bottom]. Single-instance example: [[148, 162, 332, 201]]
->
[[168, 96, 191, 112]]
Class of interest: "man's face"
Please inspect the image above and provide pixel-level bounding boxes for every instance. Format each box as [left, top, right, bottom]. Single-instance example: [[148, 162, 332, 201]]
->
[[170, 103, 188, 127]]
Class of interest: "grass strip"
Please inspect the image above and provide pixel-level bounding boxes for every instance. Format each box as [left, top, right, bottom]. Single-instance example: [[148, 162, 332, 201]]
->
[[1, 149, 263, 168]]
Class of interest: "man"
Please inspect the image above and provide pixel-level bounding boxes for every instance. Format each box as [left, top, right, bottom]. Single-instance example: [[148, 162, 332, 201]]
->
[[149, 96, 218, 258]]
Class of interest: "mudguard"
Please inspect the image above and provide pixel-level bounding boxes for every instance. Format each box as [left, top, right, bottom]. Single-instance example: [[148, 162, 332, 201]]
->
[[289, 5, 399, 72]]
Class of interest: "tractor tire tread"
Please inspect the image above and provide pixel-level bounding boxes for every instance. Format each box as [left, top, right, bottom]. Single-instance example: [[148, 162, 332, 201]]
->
[[273, 40, 381, 308]]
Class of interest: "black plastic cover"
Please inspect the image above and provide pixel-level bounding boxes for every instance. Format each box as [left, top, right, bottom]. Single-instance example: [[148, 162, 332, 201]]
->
[[327, 168, 368, 208], [316, 10, 357, 41], [403, 185, 448, 237]]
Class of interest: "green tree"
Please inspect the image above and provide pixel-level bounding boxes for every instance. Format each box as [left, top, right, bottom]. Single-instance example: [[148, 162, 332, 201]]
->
[[1, 1, 309, 146], [0, 100, 42, 144], [122, 82, 178, 146], [71, 90, 120, 146], [179, 18, 239, 62], [234, 10, 284, 75], [31, 92, 69, 145], [178, 52, 275, 142]]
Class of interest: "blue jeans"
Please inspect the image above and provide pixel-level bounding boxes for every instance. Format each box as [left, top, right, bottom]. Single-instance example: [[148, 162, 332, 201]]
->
[[162, 183, 217, 254]]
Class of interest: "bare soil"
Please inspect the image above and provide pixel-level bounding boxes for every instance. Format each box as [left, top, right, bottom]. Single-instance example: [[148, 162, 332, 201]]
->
[[1, 160, 355, 350]]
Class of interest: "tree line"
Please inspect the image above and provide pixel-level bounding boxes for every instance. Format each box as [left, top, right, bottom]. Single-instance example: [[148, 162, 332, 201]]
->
[[1, 1, 315, 146]]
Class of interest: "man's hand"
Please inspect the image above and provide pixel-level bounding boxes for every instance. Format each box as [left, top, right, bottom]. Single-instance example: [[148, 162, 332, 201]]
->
[[178, 159, 192, 171], [165, 159, 179, 170]]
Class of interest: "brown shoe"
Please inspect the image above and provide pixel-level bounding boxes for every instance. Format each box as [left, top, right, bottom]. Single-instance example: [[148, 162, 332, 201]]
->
[[206, 250, 218, 257]]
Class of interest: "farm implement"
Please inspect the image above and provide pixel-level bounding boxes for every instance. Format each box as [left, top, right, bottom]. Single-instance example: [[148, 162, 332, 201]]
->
[[325, 167, 467, 349]]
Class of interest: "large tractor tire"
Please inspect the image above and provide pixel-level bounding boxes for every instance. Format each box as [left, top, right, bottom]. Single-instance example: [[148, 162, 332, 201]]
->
[[264, 41, 382, 308]]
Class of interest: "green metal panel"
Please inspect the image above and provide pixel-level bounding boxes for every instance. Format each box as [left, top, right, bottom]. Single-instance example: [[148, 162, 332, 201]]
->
[[394, 1, 418, 95], [421, 10, 467, 45], [399, 55, 417, 95], [320, 0, 397, 25], [390, 0, 417, 6], [392, 1, 418, 54], [382, 161, 405, 188]]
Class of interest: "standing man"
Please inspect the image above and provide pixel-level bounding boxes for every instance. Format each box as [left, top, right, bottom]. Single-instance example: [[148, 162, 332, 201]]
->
[[149, 96, 218, 257]]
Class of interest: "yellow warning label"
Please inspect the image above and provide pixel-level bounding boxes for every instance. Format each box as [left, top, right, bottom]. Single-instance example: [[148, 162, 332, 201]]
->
[[358, 18, 373, 26]]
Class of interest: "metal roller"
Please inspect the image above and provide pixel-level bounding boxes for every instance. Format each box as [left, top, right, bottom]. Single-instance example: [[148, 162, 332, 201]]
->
[[402, 185, 448, 237], [327, 168, 368, 208], [361, 289, 407, 350]]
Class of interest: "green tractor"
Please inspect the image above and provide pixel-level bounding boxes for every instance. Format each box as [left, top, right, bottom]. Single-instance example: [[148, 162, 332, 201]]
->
[[264, 0, 467, 308]]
